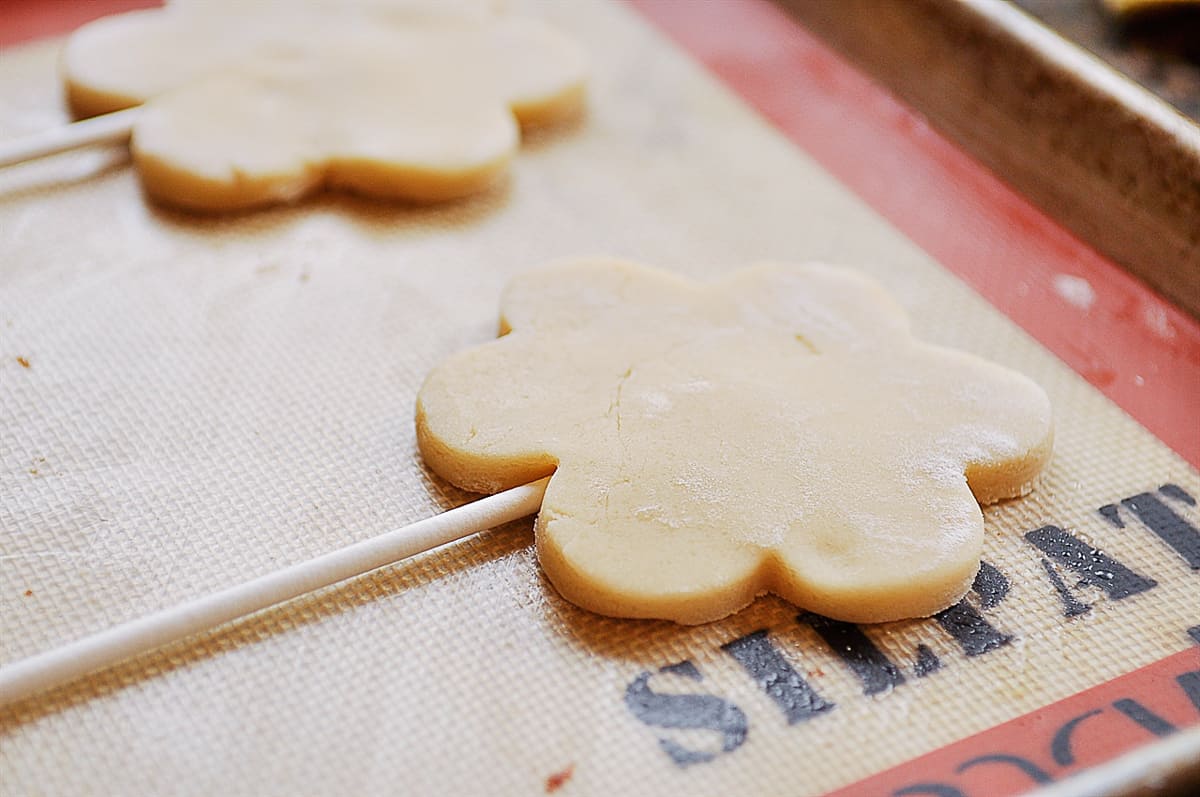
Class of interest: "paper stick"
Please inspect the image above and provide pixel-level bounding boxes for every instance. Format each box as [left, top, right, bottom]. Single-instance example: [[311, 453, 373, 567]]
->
[[0, 108, 139, 169], [0, 476, 550, 707]]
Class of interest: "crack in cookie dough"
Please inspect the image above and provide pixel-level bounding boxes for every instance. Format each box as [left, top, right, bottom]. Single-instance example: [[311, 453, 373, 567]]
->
[[416, 259, 1054, 625], [62, 6, 586, 211]]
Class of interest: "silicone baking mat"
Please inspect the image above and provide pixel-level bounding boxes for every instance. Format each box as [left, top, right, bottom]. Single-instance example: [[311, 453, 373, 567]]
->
[[2, 1, 1198, 795]]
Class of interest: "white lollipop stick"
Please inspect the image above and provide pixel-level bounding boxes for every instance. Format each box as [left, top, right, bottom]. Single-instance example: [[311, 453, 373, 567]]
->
[[0, 108, 139, 168], [0, 476, 550, 707]]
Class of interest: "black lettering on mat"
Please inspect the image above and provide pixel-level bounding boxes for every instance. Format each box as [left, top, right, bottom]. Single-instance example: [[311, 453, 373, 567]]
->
[[722, 630, 835, 723], [1122, 489, 1200, 569], [800, 613, 905, 695], [624, 660, 747, 767], [934, 561, 1013, 656], [1098, 483, 1200, 569], [1024, 525, 1157, 604]]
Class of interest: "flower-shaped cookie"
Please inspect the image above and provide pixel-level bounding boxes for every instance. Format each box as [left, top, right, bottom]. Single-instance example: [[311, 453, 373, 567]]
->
[[416, 259, 1054, 625], [62, 6, 586, 210]]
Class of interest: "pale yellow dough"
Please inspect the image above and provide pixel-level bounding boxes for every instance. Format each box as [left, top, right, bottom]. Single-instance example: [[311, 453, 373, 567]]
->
[[416, 259, 1054, 625], [61, 8, 586, 211]]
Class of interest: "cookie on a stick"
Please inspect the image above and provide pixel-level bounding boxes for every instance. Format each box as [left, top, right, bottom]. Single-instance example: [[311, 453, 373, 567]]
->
[[417, 259, 1054, 624], [2, 5, 586, 211], [0, 260, 1052, 705]]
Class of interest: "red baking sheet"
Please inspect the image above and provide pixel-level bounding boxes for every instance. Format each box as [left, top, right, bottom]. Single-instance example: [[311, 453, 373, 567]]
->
[[2, 0, 158, 47]]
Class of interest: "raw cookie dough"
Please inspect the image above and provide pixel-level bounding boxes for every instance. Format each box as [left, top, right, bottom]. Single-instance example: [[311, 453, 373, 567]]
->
[[62, 8, 586, 210], [416, 259, 1054, 625], [62, 3, 535, 118]]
